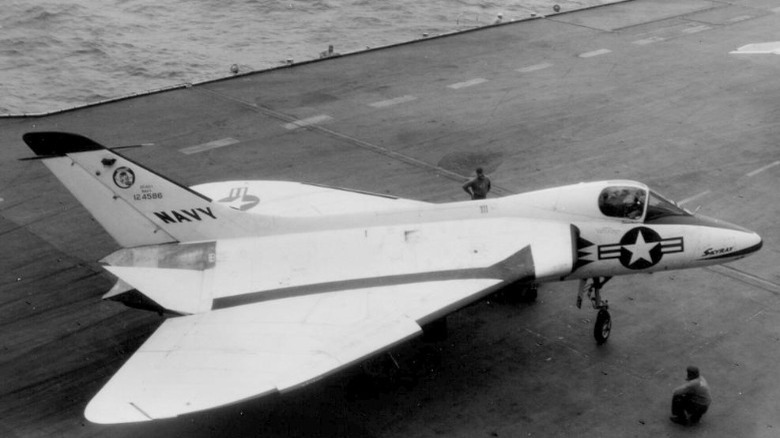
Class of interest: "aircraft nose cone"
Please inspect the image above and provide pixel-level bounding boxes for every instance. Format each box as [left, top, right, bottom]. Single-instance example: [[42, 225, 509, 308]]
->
[[743, 232, 763, 255], [729, 230, 762, 260], [694, 214, 762, 261]]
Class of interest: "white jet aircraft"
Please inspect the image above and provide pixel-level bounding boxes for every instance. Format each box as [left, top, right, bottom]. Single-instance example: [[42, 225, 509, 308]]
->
[[23, 132, 762, 424]]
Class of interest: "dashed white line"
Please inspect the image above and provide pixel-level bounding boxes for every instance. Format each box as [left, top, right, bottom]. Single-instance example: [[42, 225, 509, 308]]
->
[[726, 15, 752, 23], [369, 95, 417, 108], [283, 114, 333, 130], [633, 36, 665, 45], [516, 62, 553, 73], [678, 190, 711, 206], [579, 48, 612, 58], [448, 78, 488, 89], [731, 42, 780, 54], [747, 160, 780, 177], [179, 137, 240, 155], [682, 25, 711, 34]]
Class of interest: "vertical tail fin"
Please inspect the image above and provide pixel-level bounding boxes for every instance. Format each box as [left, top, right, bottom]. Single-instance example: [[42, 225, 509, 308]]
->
[[23, 132, 272, 247]]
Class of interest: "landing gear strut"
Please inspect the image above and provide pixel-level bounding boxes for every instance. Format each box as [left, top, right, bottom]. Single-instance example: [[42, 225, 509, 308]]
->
[[577, 277, 612, 344]]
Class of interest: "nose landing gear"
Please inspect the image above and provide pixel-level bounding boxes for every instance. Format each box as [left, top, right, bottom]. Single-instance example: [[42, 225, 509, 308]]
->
[[577, 277, 612, 344]]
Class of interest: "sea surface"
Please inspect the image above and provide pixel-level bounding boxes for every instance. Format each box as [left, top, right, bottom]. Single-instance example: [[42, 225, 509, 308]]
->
[[0, 0, 612, 115]]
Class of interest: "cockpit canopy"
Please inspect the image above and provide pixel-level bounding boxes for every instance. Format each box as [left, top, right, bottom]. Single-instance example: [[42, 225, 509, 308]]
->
[[598, 186, 690, 222], [599, 186, 645, 220]]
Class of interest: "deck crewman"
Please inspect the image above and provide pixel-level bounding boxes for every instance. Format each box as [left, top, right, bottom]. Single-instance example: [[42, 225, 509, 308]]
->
[[670, 366, 712, 425], [462, 167, 492, 200]]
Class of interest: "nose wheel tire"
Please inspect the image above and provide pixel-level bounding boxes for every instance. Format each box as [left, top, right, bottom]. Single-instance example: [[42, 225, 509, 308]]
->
[[594, 308, 611, 345]]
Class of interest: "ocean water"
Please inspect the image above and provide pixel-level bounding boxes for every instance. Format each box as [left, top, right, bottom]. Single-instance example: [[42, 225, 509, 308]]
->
[[0, 0, 611, 115]]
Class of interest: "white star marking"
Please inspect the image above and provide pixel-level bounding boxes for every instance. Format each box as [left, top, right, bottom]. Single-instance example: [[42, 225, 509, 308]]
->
[[623, 232, 658, 266]]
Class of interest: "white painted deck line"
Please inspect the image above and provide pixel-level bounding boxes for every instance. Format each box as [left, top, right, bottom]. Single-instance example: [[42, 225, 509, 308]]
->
[[283, 115, 333, 130], [726, 15, 752, 23], [731, 42, 780, 54], [633, 36, 665, 45], [516, 63, 553, 73], [579, 49, 612, 58], [772, 6, 780, 13], [678, 190, 711, 206], [369, 95, 418, 108], [682, 25, 711, 34], [179, 138, 240, 155], [747, 161, 780, 177], [448, 78, 488, 89]]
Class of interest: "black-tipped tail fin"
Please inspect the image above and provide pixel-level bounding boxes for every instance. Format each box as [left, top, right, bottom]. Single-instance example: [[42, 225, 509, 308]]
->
[[23, 132, 273, 247]]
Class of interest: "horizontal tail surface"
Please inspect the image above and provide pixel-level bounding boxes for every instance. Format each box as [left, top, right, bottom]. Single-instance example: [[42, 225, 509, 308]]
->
[[23, 132, 273, 247]]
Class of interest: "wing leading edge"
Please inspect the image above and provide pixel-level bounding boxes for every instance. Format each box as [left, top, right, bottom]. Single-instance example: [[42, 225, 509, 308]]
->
[[192, 180, 430, 217]]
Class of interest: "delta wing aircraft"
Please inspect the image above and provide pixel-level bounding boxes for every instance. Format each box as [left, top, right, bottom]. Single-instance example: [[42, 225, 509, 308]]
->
[[23, 132, 762, 424]]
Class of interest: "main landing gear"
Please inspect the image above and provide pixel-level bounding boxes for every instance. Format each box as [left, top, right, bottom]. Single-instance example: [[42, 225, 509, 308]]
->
[[577, 277, 612, 345]]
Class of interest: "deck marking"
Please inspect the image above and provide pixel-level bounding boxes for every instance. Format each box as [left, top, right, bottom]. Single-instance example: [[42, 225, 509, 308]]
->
[[448, 78, 488, 89], [772, 7, 780, 13], [369, 95, 417, 108], [726, 15, 752, 23], [731, 42, 780, 54], [283, 114, 333, 130], [179, 137, 240, 155], [579, 48, 612, 58], [747, 161, 780, 177], [516, 62, 553, 73], [678, 190, 711, 206], [748, 309, 766, 321], [682, 25, 711, 34], [707, 265, 780, 295], [633, 36, 665, 45], [191, 86, 520, 195]]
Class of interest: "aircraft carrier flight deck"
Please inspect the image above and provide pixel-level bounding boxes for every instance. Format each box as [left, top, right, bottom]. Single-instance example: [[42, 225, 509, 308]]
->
[[1, 0, 778, 436]]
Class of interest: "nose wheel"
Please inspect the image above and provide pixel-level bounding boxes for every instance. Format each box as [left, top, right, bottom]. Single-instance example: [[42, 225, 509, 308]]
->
[[577, 277, 612, 344], [594, 308, 611, 344]]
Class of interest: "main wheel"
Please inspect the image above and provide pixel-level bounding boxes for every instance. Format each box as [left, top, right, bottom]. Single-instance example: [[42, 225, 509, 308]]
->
[[593, 308, 611, 344]]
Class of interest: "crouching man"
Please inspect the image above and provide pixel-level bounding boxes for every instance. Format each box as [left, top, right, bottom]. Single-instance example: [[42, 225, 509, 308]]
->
[[670, 366, 711, 425]]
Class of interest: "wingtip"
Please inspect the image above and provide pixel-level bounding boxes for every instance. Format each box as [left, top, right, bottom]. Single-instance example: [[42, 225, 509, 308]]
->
[[23, 132, 105, 157], [84, 397, 156, 424]]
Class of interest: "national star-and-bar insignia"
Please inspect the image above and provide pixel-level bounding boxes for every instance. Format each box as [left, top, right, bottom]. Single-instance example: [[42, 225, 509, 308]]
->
[[576, 227, 684, 271]]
